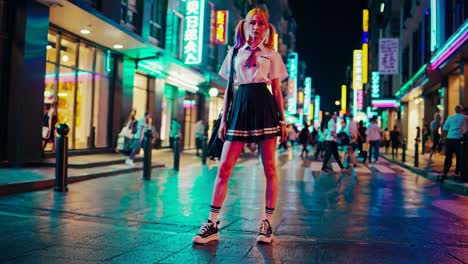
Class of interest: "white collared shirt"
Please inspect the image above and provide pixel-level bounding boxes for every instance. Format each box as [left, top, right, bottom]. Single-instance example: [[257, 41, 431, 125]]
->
[[219, 43, 288, 84], [366, 123, 381, 141], [443, 113, 468, 139], [325, 119, 337, 141]]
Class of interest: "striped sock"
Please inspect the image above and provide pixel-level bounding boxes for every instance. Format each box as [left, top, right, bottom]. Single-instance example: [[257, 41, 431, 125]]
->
[[209, 205, 221, 224], [265, 207, 274, 224]]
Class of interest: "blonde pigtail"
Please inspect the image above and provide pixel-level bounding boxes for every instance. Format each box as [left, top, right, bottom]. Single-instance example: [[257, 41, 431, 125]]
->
[[264, 24, 276, 49], [234, 19, 246, 49]]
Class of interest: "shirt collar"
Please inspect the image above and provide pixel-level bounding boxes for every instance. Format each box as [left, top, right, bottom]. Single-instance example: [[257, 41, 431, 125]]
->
[[241, 42, 265, 51]]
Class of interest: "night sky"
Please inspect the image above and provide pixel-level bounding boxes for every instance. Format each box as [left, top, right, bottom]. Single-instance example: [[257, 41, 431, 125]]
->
[[289, 0, 367, 112]]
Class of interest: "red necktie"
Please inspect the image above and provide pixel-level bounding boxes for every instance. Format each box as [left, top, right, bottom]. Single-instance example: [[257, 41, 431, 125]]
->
[[245, 47, 260, 68]]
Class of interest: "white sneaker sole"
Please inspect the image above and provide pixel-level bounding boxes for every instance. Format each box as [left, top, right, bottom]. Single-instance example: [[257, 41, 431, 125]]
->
[[256, 234, 273, 243], [192, 233, 219, 244]]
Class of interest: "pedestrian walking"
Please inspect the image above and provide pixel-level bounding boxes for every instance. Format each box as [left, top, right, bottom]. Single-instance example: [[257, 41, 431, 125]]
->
[[390, 125, 401, 159], [366, 116, 382, 163], [343, 115, 358, 168], [429, 113, 442, 161], [194, 120, 205, 156], [357, 120, 366, 152], [383, 128, 390, 154], [438, 105, 468, 181], [314, 126, 326, 160], [298, 122, 312, 159], [288, 124, 299, 148], [192, 8, 288, 245], [320, 112, 345, 173], [42, 102, 58, 152], [117, 109, 137, 154], [125, 112, 150, 166]]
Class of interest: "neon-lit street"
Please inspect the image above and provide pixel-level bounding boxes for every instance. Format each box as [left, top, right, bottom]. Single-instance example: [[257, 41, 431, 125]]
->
[[1, 149, 467, 263]]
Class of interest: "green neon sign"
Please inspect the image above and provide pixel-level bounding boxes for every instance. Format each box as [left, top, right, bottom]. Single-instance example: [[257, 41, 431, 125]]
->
[[395, 64, 426, 97], [183, 0, 205, 65]]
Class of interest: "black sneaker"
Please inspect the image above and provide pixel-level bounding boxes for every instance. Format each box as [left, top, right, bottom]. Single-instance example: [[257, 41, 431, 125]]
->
[[256, 219, 273, 243], [192, 220, 220, 244]]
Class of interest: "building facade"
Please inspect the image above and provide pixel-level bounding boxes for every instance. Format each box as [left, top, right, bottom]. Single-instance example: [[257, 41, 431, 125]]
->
[[0, 0, 296, 165], [368, 0, 467, 151]]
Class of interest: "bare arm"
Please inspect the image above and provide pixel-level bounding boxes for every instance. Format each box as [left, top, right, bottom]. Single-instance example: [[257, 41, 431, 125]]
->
[[271, 78, 287, 142], [271, 78, 285, 122]]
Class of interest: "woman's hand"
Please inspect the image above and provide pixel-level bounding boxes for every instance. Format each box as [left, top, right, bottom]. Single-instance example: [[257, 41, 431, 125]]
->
[[280, 124, 287, 142], [218, 121, 228, 141]]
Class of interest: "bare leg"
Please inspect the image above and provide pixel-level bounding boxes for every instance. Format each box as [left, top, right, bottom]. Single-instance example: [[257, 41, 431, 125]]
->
[[259, 138, 279, 209], [210, 141, 245, 207]]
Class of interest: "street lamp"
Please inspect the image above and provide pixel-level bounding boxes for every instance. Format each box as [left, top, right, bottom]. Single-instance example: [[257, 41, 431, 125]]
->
[[335, 100, 341, 106]]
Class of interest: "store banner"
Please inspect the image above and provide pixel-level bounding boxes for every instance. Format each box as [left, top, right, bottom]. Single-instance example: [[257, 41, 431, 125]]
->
[[378, 38, 399, 75]]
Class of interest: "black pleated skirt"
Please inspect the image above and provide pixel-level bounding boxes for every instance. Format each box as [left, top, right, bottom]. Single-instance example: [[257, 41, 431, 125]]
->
[[225, 83, 281, 142]]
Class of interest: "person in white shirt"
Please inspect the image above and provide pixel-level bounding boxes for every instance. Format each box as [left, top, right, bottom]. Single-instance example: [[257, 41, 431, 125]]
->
[[366, 116, 382, 163], [126, 112, 150, 166], [439, 105, 468, 181], [344, 115, 358, 168], [193, 8, 288, 245], [320, 112, 345, 172]]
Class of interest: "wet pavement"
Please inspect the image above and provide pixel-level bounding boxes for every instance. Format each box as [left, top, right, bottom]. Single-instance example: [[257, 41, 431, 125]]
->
[[0, 148, 468, 263]]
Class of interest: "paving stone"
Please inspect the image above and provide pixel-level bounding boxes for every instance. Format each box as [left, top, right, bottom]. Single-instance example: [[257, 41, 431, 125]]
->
[[33, 245, 128, 261], [316, 242, 459, 264]]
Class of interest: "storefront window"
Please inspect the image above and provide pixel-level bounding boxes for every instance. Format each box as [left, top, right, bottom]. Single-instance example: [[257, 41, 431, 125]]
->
[[165, 10, 183, 59], [44, 62, 56, 104], [160, 84, 175, 147], [57, 66, 76, 147], [74, 71, 94, 149], [60, 36, 77, 68], [46, 32, 57, 63], [43, 29, 112, 151], [78, 42, 95, 72], [121, 0, 138, 32], [133, 73, 148, 119]]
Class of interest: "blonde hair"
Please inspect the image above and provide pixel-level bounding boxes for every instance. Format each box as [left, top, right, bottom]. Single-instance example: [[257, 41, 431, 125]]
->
[[233, 8, 276, 49]]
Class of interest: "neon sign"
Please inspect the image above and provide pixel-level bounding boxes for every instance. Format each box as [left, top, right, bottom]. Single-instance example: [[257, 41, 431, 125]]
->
[[304, 77, 312, 117], [341, 85, 347, 114], [371, 72, 380, 98], [352, 50, 363, 90], [314, 95, 320, 121], [362, 9, 369, 84], [287, 52, 298, 114], [183, 0, 205, 65], [215, 10, 228, 44]]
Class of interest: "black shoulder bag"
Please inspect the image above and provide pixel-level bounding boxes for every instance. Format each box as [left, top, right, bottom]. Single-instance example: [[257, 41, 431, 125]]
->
[[207, 48, 239, 159]]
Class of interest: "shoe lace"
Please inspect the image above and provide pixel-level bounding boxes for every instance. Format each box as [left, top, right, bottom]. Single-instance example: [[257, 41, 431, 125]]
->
[[198, 220, 216, 235], [259, 220, 269, 234]]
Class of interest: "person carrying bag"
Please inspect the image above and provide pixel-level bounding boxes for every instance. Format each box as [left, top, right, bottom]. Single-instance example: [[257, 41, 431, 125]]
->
[[207, 48, 239, 159]]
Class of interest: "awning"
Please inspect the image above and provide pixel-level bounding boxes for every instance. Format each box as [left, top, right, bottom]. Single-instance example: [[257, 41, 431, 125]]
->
[[37, 0, 206, 86]]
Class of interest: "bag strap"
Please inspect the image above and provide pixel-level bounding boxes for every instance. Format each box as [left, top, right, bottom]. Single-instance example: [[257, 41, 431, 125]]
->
[[225, 48, 239, 112]]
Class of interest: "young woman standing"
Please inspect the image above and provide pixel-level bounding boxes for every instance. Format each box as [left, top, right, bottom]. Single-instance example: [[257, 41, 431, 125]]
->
[[192, 8, 288, 244]]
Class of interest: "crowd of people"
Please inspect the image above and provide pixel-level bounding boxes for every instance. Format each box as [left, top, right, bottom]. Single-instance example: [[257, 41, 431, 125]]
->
[[276, 112, 403, 171]]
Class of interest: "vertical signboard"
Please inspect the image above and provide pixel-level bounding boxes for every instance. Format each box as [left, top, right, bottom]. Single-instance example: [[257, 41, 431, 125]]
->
[[287, 52, 298, 114], [215, 10, 228, 44], [304, 77, 312, 118], [341, 85, 347, 114], [371, 71, 380, 98], [314, 95, 320, 121], [183, 0, 205, 65], [362, 9, 369, 84], [352, 50, 363, 90], [378, 38, 399, 74]]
